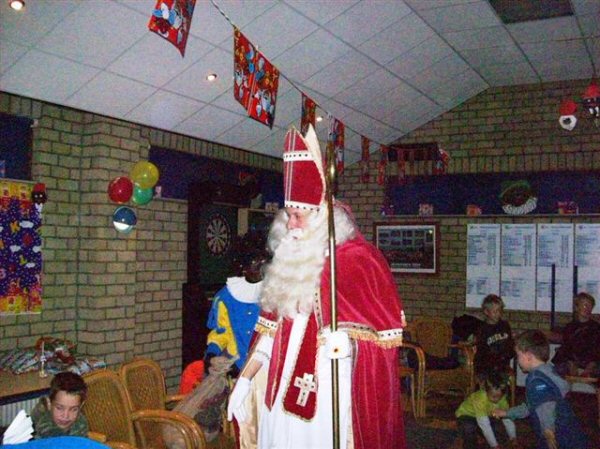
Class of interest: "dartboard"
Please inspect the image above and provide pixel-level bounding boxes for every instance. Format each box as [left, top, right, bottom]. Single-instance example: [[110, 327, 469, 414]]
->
[[205, 213, 232, 256]]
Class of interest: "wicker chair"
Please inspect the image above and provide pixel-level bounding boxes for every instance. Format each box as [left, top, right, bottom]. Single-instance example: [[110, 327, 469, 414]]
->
[[399, 341, 425, 419], [406, 318, 475, 417], [82, 369, 205, 449]]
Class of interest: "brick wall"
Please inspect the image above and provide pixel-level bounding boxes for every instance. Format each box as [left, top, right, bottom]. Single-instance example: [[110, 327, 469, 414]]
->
[[338, 79, 600, 332], [0, 92, 279, 389]]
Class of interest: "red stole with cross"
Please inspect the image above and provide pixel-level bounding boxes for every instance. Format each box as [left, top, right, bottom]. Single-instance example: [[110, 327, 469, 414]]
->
[[265, 313, 319, 420]]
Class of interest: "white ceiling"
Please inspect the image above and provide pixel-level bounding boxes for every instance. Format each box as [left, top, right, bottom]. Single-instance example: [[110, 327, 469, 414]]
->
[[1, 0, 598, 164]]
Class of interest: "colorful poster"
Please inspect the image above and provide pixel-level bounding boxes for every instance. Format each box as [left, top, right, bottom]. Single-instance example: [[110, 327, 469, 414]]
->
[[148, 0, 196, 57], [0, 180, 43, 315], [301, 93, 316, 136], [233, 29, 280, 128]]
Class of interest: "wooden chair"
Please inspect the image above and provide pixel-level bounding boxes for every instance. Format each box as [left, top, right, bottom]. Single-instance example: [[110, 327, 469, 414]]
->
[[406, 318, 475, 418], [83, 369, 205, 449], [399, 341, 425, 419]]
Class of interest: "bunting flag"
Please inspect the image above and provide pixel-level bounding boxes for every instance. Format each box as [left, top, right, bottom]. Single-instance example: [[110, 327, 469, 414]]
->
[[377, 145, 388, 186], [360, 136, 370, 183], [328, 117, 345, 173], [0, 181, 43, 315], [434, 147, 450, 175], [300, 93, 316, 135], [397, 149, 406, 184], [148, 0, 196, 57], [233, 29, 280, 128]]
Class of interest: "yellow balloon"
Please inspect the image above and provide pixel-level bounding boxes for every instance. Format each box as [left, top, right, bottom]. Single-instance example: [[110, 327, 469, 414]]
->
[[130, 161, 159, 189]]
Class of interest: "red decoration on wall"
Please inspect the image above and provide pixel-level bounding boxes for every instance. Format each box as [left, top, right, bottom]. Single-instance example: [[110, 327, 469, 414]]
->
[[328, 117, 345, 173], [360, 136, 370, 183], [377, 145, 388, 186], [233, 29, 280, 128], [148, 0, 196, 57], [301, 93, 316, 136]]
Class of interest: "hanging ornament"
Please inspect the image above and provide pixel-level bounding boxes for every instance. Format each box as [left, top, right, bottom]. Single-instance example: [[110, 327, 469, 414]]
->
[[377, 145, 388, 186], [360, 136, 370, 184], [558, 99, 578, 131]]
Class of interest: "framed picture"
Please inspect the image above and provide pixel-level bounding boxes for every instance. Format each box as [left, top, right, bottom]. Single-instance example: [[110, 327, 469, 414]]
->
[[374, 222, 439, 274]]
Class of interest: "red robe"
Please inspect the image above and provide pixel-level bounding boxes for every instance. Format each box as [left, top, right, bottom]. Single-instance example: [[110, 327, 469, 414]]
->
[[257, 235, 406, 449]]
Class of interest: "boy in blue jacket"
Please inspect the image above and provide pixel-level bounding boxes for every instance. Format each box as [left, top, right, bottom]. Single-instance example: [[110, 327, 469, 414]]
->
[[494, 330, 588, 449]]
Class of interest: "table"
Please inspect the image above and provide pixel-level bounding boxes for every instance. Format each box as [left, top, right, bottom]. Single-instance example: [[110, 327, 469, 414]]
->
[[0, 369, 51, 405]]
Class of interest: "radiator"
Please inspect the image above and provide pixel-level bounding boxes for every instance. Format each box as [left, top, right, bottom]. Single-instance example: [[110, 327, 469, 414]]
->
[[1, 398, 38, 426]]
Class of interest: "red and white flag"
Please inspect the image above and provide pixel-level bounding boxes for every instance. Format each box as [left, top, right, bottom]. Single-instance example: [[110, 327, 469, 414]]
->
[[301, 93, 316, 136], [148, 0, 196, 57], [360, 136, 370, 183], [328, 116, 345, 173]]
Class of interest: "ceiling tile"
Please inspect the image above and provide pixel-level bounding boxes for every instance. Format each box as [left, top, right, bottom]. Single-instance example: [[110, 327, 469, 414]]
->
[[66, 72, 157, 117], [357, 13, 434, 65], [0, 40, 28, 75], [333, 68, 404, 111], [35, 1, 148, 68], [578, 14, 600, 38], [304, 53, 378, 97], [167, 47, 232, 103], [0, 0, 79, 47], [249, 128, 288, 158], [271, 89, 302, 128], [587, 38, 600, 68], [461, 45, 526, 67], [404, 0, 483, 11], [0, 50, 99, 104], [241, 3, 318, 59], [326, 0, 412, 46], [521, 40, 590, 62], [126, 90, 207, 131], [478, 62, 539, 86], [570, 0, 600, 16], [272, 30, 351, 82], [283, 0, 360, 25], [107, 34, 214, 87], [418, 2, 500, 32], [175, 106, 245, 140], [210, 87, 246, 113], [507, 16, 582, 44], [387, 35, 454, 80], [443, 26, 514, 50], [533, 56, 593, 82], [215, 118, 275, 149]]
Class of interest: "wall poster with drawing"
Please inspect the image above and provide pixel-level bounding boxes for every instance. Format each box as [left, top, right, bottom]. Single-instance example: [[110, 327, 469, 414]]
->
[[374, 222, 439, 274]]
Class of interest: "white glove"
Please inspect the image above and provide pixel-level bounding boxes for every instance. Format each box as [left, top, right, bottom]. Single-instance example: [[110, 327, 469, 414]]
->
[[325, 331, 351, 359], [227, 376, 251, 422]]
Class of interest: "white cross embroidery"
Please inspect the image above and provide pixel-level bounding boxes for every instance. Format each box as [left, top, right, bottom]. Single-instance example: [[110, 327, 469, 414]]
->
[[293, 373, 317, 407]]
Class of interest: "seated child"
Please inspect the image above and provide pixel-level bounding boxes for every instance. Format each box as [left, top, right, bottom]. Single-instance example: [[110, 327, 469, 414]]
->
[[30, 372, 89, 439], [456, 371, 517, 449], [552, 292, 600, 378], [474, 294, 515, 382], [494, 330, 588, 449]]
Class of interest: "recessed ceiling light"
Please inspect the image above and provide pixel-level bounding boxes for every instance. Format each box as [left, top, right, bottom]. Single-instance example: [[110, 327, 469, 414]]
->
[[9, 0, 25, 11], [316, 116, 323, 122], [206, 73, 218, 82]]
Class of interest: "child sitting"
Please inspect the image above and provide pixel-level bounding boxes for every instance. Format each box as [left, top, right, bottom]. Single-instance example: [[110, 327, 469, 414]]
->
[[552, 292, 600, 378], [30, 372, 89, 439], [456, 371, 517, 449], [474, 294, 515, 381], [494, 330, 588, 449]]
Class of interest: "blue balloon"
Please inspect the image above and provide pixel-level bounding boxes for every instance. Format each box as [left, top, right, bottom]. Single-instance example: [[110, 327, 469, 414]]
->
[[112, 206, 137, 233]]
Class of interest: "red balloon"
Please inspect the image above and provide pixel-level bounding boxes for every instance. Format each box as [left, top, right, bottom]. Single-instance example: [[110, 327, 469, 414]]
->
[[108, 177, 133, 203]]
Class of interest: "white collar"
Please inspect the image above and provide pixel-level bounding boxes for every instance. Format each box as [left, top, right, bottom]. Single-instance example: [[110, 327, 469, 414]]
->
[[226, 276, 262, 304]]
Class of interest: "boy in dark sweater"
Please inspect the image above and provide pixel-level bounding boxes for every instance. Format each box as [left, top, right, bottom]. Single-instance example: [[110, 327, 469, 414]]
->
[[474, 294, 515, 381], [552, 292, 600, 378]]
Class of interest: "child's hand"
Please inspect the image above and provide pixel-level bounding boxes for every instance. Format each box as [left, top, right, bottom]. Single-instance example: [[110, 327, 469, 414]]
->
[[491, 409, 507, 418]]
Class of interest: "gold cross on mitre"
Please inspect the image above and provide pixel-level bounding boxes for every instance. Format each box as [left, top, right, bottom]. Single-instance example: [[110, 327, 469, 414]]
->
[[293, 373, 317, 407]]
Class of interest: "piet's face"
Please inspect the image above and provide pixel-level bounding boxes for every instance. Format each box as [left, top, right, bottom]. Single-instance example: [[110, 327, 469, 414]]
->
[[49, 391, 82, 430]]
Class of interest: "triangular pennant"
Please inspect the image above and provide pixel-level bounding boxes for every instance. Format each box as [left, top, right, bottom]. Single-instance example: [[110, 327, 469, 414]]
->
[[377, 145, 388, 186], [301, 93, 316, 135], [148, 0, 196, 57], [233, 29, 279, 128]]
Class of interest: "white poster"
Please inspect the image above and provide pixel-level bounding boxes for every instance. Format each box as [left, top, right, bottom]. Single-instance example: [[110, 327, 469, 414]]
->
[[501, 224, 536, 311], [466, 224, 501, 308], [536, 224, 574, 312], [575, 223, 600, 300]]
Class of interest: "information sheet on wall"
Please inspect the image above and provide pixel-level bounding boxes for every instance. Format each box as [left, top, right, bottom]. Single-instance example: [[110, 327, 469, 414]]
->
[[536, 224, 574, 312], [466, 224, 501, 308], [501, 224, 537, 311], [575, 223, 600, 299]]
